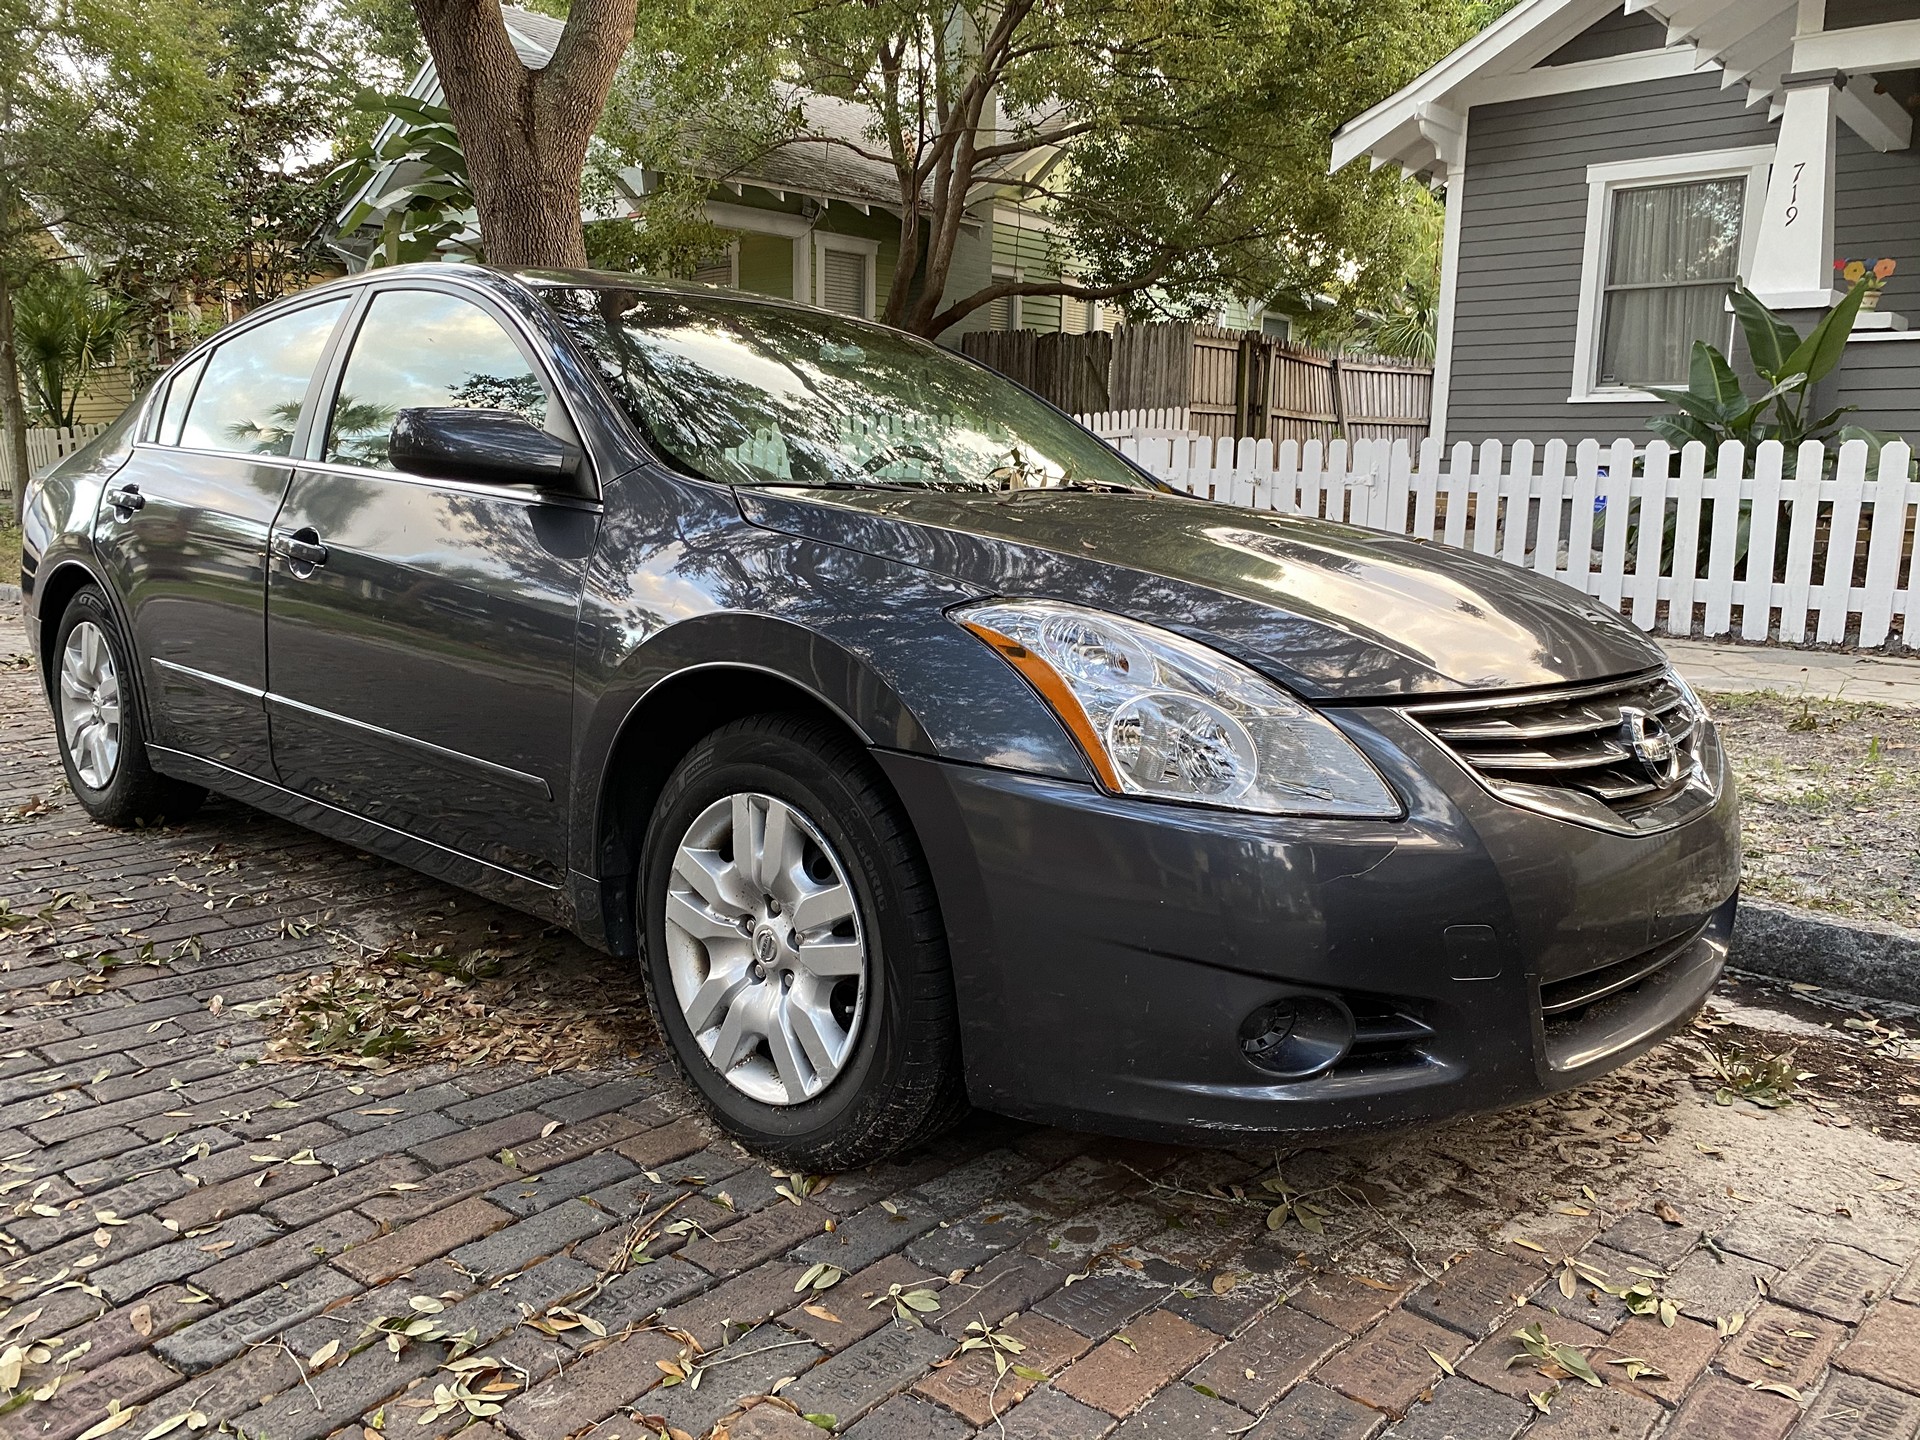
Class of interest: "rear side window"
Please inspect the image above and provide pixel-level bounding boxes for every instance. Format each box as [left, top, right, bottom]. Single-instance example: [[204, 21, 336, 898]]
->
[[179, 298, 350, 456], [325, 289, 549, 469]]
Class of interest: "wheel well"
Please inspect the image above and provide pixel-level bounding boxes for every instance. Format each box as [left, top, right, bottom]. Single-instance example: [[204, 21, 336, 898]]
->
[[592, 667, 878, 957], [32, 563, 99, 694]]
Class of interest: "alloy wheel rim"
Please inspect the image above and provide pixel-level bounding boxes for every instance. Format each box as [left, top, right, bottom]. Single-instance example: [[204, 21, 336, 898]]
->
[[663, 792, 868, 1106], [58, 621, 122, 791]]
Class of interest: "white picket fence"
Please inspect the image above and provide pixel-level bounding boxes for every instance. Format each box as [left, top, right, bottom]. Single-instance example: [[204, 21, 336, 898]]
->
[[1074, 408, 1195, 442], [1106, 433, 1920, 652], [0, 424, 108, 500]]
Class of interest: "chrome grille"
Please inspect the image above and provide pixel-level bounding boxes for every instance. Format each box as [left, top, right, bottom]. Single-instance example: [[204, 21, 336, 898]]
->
[[1407, 670, 1708, 830]]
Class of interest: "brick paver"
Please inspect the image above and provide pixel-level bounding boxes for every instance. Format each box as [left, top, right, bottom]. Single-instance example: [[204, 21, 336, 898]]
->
[[5, 613, 1920, 1440]]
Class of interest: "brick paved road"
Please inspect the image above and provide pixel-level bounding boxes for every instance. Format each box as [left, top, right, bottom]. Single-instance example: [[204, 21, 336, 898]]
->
[[4, 615, 1920, 1440]]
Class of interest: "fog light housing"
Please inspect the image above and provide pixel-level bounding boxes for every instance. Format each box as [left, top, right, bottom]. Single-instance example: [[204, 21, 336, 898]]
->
[[1238, 994, 1355, 1079]]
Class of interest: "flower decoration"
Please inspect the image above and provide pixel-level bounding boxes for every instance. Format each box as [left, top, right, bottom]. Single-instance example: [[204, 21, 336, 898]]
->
[[1836, 257, 1896, 290]]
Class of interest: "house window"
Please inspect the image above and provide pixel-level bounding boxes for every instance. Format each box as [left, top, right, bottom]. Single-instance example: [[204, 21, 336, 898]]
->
[[691, 241, 738, 289], [988, 266, 1020, 330], [815, 236, 877, 318], [1598, 179, 1744, 387], [1572, 147, 1772, 401]]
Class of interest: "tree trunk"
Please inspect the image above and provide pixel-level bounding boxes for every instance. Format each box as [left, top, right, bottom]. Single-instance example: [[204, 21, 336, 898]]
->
[[0, 268, 31, 526], [411, 0, 638, 270]]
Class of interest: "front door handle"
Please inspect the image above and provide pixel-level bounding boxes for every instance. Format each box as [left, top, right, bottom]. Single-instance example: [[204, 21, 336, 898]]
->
[[271, 530, 329, 573], [107, 484, 144, 518]]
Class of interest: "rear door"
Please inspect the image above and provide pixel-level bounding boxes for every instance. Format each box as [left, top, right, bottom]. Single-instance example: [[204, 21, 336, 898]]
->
[[263, 281, 594, 884], [92, 296, 352, 777]]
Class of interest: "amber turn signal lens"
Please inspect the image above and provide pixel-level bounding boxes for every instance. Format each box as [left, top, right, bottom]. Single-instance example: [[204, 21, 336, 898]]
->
[[961, 619, 1124, 792]]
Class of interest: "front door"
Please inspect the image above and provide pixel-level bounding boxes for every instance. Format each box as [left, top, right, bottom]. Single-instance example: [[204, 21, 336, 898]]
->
[[92, 297, 352, 776], [264, 284, 594, 884]]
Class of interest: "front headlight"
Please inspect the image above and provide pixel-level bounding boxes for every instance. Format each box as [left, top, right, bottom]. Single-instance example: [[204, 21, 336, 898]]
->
[[957, 599, 1400, 818]]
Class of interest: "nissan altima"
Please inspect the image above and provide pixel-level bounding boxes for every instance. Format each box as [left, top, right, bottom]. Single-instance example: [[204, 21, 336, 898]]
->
[[19, 265, 1740, 1168]]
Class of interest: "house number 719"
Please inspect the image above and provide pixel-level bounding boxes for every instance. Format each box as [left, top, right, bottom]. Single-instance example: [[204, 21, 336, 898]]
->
[[1785, 161, 1804, 225]]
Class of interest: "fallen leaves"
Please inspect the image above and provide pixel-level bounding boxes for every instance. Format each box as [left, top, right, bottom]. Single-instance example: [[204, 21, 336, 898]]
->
[[258, 934, 652, 1071]]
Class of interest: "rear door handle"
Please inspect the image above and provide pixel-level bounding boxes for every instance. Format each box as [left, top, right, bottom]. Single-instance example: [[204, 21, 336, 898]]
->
[[271, 531, 329, 569], [107, 485, 144, 517]]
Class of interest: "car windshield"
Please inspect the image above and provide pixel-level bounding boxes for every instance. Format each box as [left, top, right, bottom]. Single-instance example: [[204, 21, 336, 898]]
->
[[539, 284, 1164, 493]]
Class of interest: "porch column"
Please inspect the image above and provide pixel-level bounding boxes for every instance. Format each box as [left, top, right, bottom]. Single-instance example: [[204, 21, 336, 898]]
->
[[1747, 69, 1844, 310]]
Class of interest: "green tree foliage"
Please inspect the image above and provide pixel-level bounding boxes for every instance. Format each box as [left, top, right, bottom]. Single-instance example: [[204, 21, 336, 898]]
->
[[613, 0, 1485, 335], [335, 96, 481, 266], [12, 266, 127, 429], [0, 0, 225, 518], [115, 0, 423, 342]]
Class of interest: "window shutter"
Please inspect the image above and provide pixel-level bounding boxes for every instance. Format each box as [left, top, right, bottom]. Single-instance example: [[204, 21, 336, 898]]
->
[[692, 251, 734, 288], [987, 294, 1016, 330], [820, 248, 869, 316]]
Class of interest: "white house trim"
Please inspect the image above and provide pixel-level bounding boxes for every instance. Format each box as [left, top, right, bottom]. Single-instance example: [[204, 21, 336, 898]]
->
[[1459, 45, 1703, 105], [1568, 145, 1773, 402], [705, 201, 814, 239], [1331, 0, 1912, 181], [1748, 73, 1842, 310], [1795, 17, 1920, 73], [1429, 130, 1467, 442]]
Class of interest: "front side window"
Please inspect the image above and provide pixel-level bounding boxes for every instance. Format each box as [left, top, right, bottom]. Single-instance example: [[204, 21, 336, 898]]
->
[[540, 285, 1164, 494], [178, 299, 350, 456], [325, 289, 549, 469], [1596, 177, 1745, 389]]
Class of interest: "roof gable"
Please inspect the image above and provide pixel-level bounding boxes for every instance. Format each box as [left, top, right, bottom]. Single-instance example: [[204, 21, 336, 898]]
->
[[1335, 0, 1919, 181]]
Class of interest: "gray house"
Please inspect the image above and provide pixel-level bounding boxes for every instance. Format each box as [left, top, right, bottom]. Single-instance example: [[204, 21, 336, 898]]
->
[[1332, 0, 1920, 445]]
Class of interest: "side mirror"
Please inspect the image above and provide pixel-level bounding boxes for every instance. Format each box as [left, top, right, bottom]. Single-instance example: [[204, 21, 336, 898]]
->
[[388, 407, 583, 489]]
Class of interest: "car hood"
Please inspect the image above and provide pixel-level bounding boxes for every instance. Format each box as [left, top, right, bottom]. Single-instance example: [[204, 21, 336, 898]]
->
[[736, 487, 1667, 701]]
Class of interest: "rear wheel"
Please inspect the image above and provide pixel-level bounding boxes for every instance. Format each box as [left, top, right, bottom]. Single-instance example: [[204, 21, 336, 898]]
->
[[51, 587, 205, 828], [639, 713, 967, 1169]]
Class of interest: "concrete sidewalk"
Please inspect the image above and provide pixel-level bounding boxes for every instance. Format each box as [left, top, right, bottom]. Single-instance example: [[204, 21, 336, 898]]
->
[[1665, 637, 1920, 708]]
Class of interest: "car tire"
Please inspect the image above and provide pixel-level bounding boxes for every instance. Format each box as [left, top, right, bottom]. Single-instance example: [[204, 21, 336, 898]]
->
[[639, 712, 968, 1169], [50, 586, 206, 829]]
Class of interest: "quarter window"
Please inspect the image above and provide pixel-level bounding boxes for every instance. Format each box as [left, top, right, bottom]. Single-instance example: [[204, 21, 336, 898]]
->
[[156, 354, 207, 445], [178, 300, 350, 455], [325, 289, 550, 469]]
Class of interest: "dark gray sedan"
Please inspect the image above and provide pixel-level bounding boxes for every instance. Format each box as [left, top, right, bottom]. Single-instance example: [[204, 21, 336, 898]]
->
[[19, 266, 1740, 1167]]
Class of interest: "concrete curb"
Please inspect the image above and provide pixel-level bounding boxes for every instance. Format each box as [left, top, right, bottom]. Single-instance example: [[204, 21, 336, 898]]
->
[[1731, 897, 1920, 1005]]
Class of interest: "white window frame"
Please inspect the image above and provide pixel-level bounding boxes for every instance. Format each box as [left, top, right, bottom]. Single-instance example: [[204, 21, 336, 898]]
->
[[1569, 146, 1774, 403], [812, 232, 879, 318]]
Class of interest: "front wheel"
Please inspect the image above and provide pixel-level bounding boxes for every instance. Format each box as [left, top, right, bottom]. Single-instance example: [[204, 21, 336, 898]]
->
[[639, 714, 967, 1169], [50, 586, 205, 828]]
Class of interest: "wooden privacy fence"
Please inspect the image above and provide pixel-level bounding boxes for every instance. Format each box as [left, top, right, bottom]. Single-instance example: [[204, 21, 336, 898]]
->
[[1109, 433, 1920, 652], [960, 323, 1432, 447], [0, 424, 108, 500]]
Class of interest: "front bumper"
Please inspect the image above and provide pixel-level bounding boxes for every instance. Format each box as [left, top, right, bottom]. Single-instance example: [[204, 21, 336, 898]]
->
[[878, 705, 1739, 1143]]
